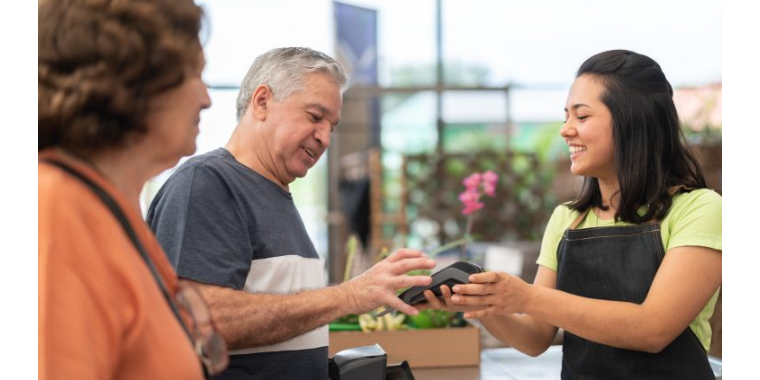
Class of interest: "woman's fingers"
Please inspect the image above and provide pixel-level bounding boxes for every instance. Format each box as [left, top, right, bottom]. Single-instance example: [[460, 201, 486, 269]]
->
[[423, 289, 445, 309], [469, 271, 502, 284], [451, 293, 495, 306], [464, 307, 495, 319], [451, 283, 489, 295], [440, 285, 457, 308]]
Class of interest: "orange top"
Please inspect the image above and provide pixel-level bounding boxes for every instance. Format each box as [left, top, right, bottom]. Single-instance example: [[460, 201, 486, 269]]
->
[[38, 150, 204, 380]]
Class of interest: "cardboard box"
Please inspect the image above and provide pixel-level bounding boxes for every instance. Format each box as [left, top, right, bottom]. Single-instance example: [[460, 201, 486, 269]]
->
[[328, 324, 481, 368]]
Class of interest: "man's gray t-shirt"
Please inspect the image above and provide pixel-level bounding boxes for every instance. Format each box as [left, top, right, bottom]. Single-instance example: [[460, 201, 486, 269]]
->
[[147, 148, 327, 380]]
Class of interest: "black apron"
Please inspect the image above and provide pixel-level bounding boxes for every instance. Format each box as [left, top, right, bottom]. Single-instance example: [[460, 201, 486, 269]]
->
[[556, 206, 714, 380]]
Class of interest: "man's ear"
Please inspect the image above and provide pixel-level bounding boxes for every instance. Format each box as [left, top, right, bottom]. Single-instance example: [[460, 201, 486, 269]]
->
[[251, 84, 272, 121]]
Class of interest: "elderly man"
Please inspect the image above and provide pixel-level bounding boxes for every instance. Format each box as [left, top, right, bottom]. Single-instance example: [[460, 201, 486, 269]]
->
[[147, 47, 434, 380]]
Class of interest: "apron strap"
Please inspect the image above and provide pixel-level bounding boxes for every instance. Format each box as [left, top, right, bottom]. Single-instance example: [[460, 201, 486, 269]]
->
[[569, 208, 591, 230], [668, 184, 689, 196]]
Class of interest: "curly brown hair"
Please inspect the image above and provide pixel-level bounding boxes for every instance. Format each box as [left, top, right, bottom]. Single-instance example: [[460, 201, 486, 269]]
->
[[39, 0, 204, 154]]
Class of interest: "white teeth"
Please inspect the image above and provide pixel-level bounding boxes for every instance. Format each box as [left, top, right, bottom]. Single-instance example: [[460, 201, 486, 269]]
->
[[303, 147, 315, 158], [569, 146, 587, 154]]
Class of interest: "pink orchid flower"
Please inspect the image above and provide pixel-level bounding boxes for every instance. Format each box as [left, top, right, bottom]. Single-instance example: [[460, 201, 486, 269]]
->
[[481, 170, 499, 197], [462, 173, 482, 191], [458, 188, 484, 216], [456, 170, 499, 257], [459, 171, 499, 215]]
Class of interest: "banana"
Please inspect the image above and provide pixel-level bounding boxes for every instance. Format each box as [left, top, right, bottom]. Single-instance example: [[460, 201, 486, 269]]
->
[[392, 313, 406, 329], [384, 314, 394, 331], [356, 309, 407, 332]]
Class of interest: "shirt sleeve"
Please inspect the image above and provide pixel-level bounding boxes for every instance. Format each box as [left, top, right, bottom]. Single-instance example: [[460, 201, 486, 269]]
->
[[535, 205, 571, 271], [666, 189, 722, 252], [148, 164, 253, 289]]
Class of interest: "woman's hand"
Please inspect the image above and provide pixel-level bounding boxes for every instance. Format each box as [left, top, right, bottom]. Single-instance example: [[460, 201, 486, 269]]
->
[[450, 271, 533, 319], [415, 284, 487, 313]]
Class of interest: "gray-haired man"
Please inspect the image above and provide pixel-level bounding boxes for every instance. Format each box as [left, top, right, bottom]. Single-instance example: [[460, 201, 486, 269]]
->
[[147, 47, 435, 380]]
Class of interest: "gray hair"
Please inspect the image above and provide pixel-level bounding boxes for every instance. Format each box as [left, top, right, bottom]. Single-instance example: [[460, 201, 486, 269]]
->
[[235, 47, 351, 121]]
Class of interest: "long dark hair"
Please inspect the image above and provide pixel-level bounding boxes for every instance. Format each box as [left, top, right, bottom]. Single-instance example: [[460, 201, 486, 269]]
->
[[568, 50, 706, 223]]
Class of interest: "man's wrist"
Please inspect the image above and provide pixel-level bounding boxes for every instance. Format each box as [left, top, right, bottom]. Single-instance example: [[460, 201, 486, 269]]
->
[[335, 281, 360, 315]]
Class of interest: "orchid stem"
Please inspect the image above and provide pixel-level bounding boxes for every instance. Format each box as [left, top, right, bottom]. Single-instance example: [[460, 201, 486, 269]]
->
[[427, 238, 468, 260], [460, 215, 473, 260]]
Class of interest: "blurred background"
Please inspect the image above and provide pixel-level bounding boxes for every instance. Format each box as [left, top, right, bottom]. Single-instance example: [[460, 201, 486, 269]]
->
[[140, 0, 721, 337]]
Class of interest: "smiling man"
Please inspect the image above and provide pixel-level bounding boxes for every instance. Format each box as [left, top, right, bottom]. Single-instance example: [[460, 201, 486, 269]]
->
[[146, 47, 435, 380]]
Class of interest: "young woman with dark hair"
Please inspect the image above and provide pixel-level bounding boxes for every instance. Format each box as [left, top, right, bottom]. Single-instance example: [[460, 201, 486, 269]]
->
[[424, 50, 721, 379]]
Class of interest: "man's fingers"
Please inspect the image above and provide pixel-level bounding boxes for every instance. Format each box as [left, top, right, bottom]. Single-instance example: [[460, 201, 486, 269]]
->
[[389, 257, 436, 275], [385, 249, 425, 262], [387, 296, 420, 316], [394, 274, 433, 288], [415, 302, 433, 311]]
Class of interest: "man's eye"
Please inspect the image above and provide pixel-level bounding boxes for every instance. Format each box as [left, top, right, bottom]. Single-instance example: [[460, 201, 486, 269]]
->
[[578, 115, 589, 120], [309, 114, 322, 122]]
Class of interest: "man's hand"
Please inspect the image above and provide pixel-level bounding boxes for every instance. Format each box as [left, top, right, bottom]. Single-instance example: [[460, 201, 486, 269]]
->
[[341, 249, 435, 316]]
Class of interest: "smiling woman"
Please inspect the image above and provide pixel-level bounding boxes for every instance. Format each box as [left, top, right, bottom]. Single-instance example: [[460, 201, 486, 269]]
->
[[567, 51, 708, 223], [428, 50, 722, 380]]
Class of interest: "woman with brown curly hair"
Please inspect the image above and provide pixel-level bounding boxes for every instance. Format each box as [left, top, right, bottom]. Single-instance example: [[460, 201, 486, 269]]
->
[[38, 0, 227, 378]]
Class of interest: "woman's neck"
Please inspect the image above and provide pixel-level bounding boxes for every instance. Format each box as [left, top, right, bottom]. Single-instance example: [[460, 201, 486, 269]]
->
[[596, 176, 620, 219]]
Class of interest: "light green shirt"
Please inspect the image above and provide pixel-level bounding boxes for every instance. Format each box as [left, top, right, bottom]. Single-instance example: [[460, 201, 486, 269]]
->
[[536, 189, 722, 351]]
